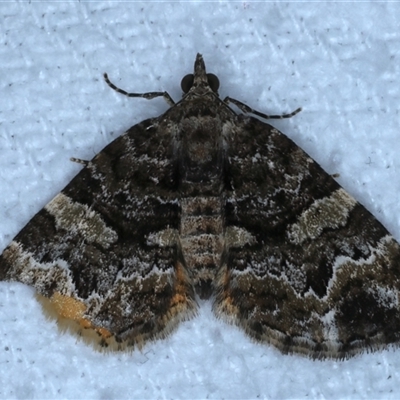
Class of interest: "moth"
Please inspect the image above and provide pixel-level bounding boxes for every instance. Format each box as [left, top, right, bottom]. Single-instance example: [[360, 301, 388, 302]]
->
[[1, 54, 400, 359]]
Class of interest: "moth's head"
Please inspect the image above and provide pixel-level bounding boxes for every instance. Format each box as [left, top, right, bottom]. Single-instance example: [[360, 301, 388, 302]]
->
[[180, 53, 220, 96]]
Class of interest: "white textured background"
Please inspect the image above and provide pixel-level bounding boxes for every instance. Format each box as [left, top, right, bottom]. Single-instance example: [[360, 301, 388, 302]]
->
[[1, 2, 400, 399]]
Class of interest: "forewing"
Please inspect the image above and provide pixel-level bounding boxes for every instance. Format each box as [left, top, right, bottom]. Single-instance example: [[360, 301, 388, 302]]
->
[[0, 118, 197, 349], [214, 115, 400, 359]]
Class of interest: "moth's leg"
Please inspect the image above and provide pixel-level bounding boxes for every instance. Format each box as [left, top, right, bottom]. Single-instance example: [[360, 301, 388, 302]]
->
[[103, 73, 176, 106], [223, 96, 301, 120], [70, 157, 90, 166]]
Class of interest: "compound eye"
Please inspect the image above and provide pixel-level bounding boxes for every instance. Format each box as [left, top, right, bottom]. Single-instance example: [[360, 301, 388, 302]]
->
[[207, 73, 220, 93], [181, 74, 194, 93]]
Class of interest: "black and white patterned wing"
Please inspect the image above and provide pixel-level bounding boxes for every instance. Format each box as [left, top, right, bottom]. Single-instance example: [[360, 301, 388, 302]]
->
[[0, 118, 197, 348], [214, 115, 400, 359]]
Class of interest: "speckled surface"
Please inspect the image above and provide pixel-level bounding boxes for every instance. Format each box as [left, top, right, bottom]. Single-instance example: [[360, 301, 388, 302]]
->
[[1, 2, 400, 399]]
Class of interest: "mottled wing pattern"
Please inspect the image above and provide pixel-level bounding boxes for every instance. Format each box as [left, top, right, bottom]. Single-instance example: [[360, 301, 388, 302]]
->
[[2, 53, 400, 359], [214, 115, 400, 359], [0, 117, 197, 348]]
